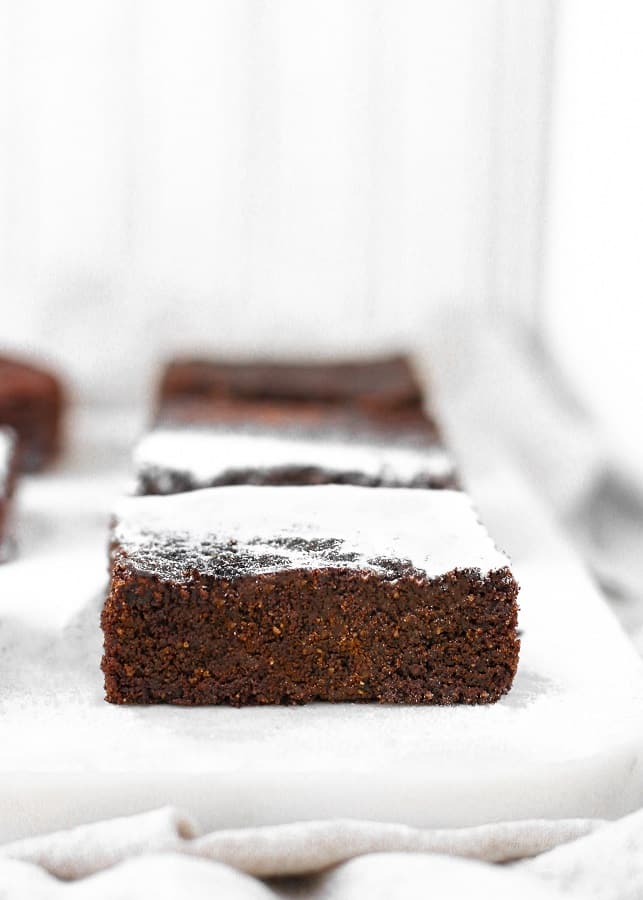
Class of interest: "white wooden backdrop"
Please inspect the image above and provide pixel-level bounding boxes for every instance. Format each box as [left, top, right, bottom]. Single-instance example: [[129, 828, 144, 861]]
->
[[0, 0, 554, 401], [542, 0, 643, 474]]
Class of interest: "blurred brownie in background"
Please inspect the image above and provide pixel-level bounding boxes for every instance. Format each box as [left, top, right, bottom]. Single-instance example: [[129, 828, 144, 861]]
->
[[0, 355, 65, 471], [136, 401, 457, 494], [158, 355, 426, 420], [0, 427, 18, 560]]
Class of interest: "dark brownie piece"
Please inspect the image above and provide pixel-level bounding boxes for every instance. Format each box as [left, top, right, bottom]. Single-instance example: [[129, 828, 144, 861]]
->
[[102, 485, 519, 705], [0, 427, 18, 561], [134, 412, 458, 494], [0, 355, 65, 471], [157, 397, 438, 434], [158, 355, 425, 417]]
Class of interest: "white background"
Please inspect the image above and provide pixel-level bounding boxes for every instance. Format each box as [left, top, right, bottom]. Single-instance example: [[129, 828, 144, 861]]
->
[[0, 0, 641, 469], [542, 0, 643, 474], [0, 0, 552, 402]]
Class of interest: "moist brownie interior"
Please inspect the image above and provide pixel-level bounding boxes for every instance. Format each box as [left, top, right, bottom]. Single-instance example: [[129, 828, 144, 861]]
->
[[102, 485, 519, 706]]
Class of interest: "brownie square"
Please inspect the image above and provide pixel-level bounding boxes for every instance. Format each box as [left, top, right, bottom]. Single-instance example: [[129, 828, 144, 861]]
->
[[158, 355, 425, 418], [0, 355, 65, 471], [134, 410, 458, 494], [102, 485, 519, 706], [0, 427, 18, 561]]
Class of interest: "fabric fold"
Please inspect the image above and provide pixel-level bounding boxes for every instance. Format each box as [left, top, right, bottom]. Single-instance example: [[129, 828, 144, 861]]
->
[[0, 808, 600, 883], [0, 807, 199, 880]]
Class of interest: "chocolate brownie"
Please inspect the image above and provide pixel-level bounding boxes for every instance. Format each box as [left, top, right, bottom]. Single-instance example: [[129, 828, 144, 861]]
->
[[134, 415, 458, 494], [157, 397, 439, 434], [158, 355, 425, 417], [0, 355, 65, 471], [102, 485, 519, 705], [0, 427, 18, 561]]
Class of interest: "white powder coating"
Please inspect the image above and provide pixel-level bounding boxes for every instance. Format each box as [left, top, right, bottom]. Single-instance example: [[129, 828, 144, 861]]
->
[[134, 426, 456, 490], [0, 427, 16, 492], [113, 485, 510, 580]]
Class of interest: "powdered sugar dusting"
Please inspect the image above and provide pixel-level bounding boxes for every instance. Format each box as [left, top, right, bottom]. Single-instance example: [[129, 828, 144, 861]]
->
[[134, 426, 456, 492], [113, 485, 510, 581]]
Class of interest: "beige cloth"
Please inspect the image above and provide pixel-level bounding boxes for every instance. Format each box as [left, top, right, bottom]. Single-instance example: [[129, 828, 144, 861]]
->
[[2, 805, 637, 898]]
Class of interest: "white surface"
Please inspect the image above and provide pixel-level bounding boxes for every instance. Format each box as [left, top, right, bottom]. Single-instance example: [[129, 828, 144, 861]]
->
[[1, 407, 643, 841], [135, 427, 455, 491], [115, 484, 507, 580]]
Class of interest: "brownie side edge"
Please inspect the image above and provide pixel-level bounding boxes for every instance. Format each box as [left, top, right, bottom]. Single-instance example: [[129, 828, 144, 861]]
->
[[101, 562, 519, 706]]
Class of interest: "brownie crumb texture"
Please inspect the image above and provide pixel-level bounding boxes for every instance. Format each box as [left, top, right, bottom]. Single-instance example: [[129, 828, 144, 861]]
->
[[102, 486, 519, 706]]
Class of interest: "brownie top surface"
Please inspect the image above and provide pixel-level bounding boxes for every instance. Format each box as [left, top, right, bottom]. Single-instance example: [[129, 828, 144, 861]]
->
[[134, 423, 455, 488], [0, 427, 16, 490], [112, 485, 510, 582], [161, 354, 423, 406]]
